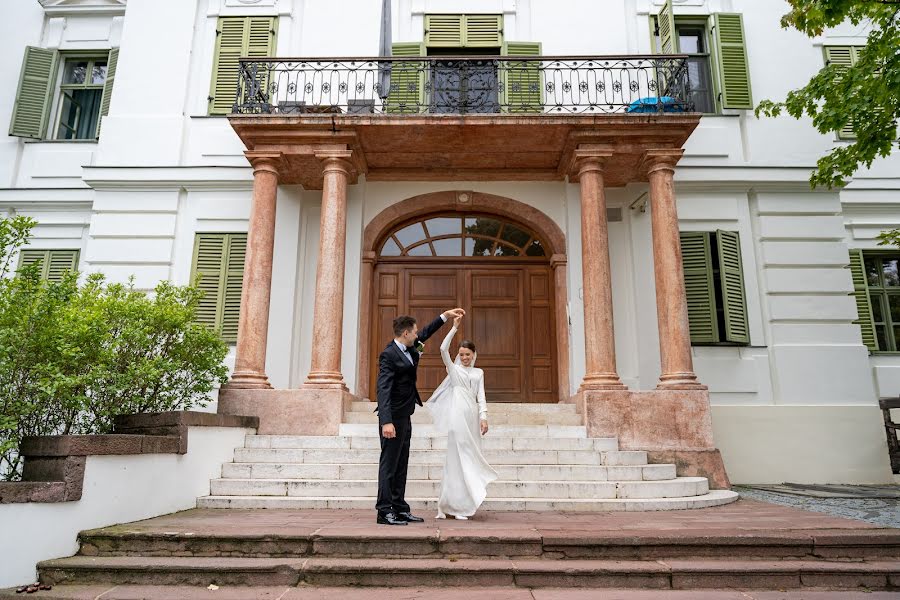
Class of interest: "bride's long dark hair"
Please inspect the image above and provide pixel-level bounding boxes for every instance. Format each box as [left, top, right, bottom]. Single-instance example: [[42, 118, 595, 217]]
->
[[460, 340, 476, 352]]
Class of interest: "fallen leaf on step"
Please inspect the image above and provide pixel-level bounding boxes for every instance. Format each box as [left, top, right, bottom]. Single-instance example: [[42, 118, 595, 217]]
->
[[208, 584, 219, 591]]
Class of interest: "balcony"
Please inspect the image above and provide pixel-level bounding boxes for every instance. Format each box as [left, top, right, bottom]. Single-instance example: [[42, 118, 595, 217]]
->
[[227, 55, 701, 187]]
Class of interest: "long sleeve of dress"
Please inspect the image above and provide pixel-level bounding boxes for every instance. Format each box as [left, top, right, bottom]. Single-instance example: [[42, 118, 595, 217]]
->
[[476, 371, 488, 420], [439, 326, 463, 388]]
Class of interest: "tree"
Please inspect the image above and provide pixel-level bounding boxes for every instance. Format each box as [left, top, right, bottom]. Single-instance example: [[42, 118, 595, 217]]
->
[[755, 0, 899, 191]]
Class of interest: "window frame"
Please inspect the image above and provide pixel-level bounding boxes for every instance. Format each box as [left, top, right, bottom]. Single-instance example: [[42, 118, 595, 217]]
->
[[863, 250, 900, 353], [48, 51, 110, 141], [16, 248, 81, 282], [650, 15, 724, 115]]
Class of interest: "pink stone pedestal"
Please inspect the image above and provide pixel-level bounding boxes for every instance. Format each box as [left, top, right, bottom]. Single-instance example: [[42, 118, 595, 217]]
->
[[217, 388, 355, 435], [577, 389, 731, 489]]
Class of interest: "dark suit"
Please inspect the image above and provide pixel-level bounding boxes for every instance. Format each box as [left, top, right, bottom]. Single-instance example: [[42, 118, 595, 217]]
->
[[375, 314, 447, 514]]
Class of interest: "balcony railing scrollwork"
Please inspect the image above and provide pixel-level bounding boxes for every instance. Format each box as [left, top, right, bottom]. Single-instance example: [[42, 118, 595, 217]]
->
[[232, 55, 695, 116]]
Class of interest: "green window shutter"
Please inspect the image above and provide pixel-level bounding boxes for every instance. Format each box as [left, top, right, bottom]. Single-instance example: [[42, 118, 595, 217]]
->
[[501, 41, 543, 113], [425, 14, 464, 47], [680, 232, 719, 344], [221, 234, 247, 343], [386, 42, 426, 114], [713, 13, 753, 109], [18, 249, 79, 282], [824, 46, 856, 139], [715, 230, 749, 344], [464, 15, 503, 47], [848, 249, 877, 352], [190, 233, 246, 343], [208, 17, 277, 116], [98, 47, 119, 136], [9, 47, 58, 139], [657, 0, 675, 54]]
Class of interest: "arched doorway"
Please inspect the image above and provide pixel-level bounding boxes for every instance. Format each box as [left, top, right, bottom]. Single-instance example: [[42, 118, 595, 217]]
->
[[358, 192, 570, 404]]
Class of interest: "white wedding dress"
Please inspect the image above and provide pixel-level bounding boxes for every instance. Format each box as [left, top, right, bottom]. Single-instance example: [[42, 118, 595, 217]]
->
[[425, 325, 498, 519]]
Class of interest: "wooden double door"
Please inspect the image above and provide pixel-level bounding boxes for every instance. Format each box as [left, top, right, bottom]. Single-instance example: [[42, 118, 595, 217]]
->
[[372, 263, 557, 403]]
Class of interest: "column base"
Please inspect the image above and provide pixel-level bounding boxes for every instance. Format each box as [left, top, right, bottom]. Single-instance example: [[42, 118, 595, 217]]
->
[[657, 372, 706, 390], [576, 388, 730, 489], [578, 374, 628, 391], [304, 371, 348, 390], [223, 371, 273, 390], [218, 387, 355, 435]]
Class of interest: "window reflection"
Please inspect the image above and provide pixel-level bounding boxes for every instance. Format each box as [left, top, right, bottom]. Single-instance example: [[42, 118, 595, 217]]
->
[[394, 222, 426, 247], [883, 259, 899, 286], [379, 214, 547, 258]]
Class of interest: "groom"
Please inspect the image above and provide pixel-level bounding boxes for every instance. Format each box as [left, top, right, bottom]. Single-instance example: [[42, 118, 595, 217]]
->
[[375, 308, 465, 525]]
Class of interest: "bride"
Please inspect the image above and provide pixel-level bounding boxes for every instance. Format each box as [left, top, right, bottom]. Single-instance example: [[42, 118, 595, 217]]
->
[[425, 313, 498, 519]]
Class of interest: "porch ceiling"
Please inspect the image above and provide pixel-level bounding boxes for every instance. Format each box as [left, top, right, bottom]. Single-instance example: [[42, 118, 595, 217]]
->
[[228, 113, 701, 189]]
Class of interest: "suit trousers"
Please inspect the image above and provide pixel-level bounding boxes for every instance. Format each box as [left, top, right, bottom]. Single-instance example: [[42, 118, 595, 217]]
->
[[375, 415, 412, 514]]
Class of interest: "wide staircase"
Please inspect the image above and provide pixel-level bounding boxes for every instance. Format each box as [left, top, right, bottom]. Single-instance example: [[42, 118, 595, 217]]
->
[[198, 402, 738, 511]]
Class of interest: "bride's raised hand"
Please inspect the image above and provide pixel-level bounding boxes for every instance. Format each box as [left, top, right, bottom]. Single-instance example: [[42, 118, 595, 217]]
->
[[453, 314, 462, 328]]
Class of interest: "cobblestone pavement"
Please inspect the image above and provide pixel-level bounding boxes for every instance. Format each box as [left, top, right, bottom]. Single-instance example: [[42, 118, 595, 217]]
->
[[735, 486, 900, 528]]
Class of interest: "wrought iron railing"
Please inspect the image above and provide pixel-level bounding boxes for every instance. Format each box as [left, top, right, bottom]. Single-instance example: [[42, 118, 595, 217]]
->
[[232, 55, 695, 116]]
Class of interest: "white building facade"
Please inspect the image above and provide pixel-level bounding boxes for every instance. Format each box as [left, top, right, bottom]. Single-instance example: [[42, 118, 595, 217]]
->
[[2, 0, 896, 485]]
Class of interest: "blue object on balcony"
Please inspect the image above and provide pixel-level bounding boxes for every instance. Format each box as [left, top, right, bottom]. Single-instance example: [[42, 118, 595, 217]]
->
[[626, 96, 685, 113]]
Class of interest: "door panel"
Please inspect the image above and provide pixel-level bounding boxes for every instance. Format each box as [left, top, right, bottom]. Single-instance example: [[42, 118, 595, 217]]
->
[[372, 263, 555, 402]]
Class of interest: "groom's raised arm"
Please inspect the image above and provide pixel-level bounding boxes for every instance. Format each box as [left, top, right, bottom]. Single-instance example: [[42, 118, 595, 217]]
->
[[375, 352, 395, 426], [416, 314, 449, 344]]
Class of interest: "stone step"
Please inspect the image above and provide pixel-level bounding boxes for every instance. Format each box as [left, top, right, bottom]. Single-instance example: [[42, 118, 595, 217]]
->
[[221, 462, 676, 482], [339, 423, 588, 438], [76, 524, 900, 561], [349, 401, 579, 414], [242, 434, 619, 452], [343, 411, 584, 426], [196, 489, 739, 511], [231, 448, 642, 466], [208, 477, 708, 500], [36, 553, 897, 589]]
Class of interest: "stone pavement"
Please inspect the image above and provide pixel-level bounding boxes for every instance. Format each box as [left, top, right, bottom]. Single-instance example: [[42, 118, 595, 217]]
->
[[737, 486, 900, 528]]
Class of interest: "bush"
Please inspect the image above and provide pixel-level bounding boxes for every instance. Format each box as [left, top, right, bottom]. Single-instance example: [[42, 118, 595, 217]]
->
[[0, 217, 229, 480]]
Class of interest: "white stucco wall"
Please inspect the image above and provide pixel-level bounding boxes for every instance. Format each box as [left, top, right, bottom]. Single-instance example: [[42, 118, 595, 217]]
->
[[0, 426, 253, 589]]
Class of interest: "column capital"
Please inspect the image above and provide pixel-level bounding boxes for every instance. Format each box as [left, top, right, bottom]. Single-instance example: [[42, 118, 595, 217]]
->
[[550, 253, 567, 269], [567, 146, 614, 179], [362, 250, 377, 265], [641, 148, 684, 176], [244, 151, 284, 176]]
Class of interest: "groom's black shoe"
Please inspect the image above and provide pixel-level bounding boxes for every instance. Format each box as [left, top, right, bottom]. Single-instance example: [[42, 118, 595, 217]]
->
[[398, 512, 425, 523], [377, 511, 408, 526]]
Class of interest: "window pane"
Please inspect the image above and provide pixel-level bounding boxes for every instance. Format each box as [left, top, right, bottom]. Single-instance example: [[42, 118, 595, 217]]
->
[[407, 243, 433, 257], [883, 259, 900, 286], [866, 258, 881, 287], [894, 326, 900, 351], [495, 244, 520, 256], [91, 61, 108, 85], [431, 237, 462, 256], [73, 89, 101, 138], [890, 294, 900, 324], [465, 217, 501, 238], [393, 222, 426, 248], [56, 91, 81, 140], [380, 238, 401, 256], [872, 294, 884, 323], [525, 240, 545, 256], [63, 60, 88, 84], [677, 28, 704, 53], [499, 224, 531, 248], [876, 325, 888, 351], [467, 237, 493, 257], [425, 217, 461, 237]]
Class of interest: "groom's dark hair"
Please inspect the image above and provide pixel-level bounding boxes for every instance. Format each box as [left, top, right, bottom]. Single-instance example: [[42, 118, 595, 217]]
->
[[393, 315, 417, 337]]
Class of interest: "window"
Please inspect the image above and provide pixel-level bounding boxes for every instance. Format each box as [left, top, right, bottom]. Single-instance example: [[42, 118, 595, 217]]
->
[[651, 0, 753, 112], [849, 249, 900, 352], [379, 214, 546, 258], [824, 46, 863, 139], [190, 233, 246, 343], [680, 231, 749, 345], [17, 249, 80, 282], [209, 17, 278, 116], [9, 47, 118, 140]]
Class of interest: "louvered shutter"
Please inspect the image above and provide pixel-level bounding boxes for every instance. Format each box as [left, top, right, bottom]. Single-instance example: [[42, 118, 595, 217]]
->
[[825, 46, 856, 139], [209, 17, 277, 116], [98, 48, 119, 136], [502, 41, 542, 113], [386, 42, 425, 114], [657, 0, 676, 54], [465, 15, 502, 47], [715, 230, 749, 344], [191, 235, 227, 333], [680, 232, 719, 343], [425, 14, 464, 47], [221, 234, 246, 343], [18, 249, 79, 282], [713, 13, 753, 109], [9, 47, 58, 139], [848, 249, 877, 352]]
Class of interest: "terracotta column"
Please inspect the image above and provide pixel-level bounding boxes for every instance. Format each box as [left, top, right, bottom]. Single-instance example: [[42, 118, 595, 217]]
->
[[356, 250, 377, 399], [576, 153, 626, 391], [305, 151, 354, 389], [644, 149, 705, 389], [228, 152, 282, 389], [550, 253, 571, 401]]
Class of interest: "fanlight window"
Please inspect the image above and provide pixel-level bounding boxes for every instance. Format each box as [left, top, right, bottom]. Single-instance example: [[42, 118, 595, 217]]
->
[[379, 215, 546, 258]]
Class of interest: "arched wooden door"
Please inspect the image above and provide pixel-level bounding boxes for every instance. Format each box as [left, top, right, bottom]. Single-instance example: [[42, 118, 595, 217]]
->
[[371, 213, 557, 403]]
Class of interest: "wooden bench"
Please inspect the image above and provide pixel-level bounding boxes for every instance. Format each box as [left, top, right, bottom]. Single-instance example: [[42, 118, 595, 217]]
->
[[879, 397, 900, 474]]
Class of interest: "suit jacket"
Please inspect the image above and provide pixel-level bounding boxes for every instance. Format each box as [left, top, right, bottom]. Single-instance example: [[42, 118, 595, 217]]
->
[[375, 314, 447, 426]]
